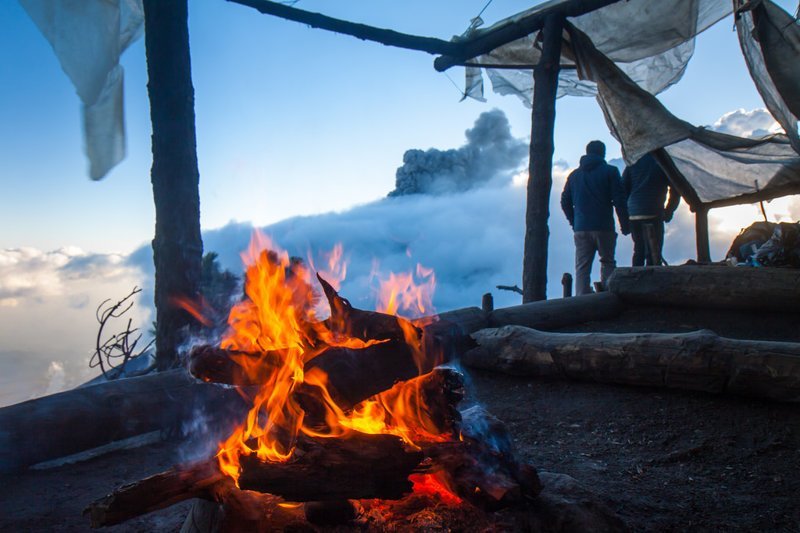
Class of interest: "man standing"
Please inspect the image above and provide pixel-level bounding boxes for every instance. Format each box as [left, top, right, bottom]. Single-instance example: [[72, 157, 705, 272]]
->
[[561, 140, 629, 295], [622, 153, 680, 266]]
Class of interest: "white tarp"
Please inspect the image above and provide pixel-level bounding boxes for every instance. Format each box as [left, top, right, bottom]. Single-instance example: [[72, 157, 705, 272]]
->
[[19, 0, 144, 180], [736, 0, 800, 153], [566, 20, 800, 207], [463, 0, 732, 105]]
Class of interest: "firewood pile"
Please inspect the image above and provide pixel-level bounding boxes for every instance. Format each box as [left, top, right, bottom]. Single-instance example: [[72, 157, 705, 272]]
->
[[84, 246, 540, 530]]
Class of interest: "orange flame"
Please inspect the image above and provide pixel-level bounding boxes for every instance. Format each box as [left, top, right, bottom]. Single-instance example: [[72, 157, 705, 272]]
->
[[214, 231, 456, 505], [374, 262, 436, 318]]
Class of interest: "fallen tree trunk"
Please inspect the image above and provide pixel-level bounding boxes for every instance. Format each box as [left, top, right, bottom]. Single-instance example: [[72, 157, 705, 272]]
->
[[0, 369, 242, 473], [488, 292, 623, 330], [464, 326, 800, 401], [608, 266, 800, 312]]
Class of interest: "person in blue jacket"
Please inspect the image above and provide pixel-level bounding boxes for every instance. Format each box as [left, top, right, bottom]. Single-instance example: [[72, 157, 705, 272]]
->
[[622, 153, 680, 266], [561, 140, 629, 295]]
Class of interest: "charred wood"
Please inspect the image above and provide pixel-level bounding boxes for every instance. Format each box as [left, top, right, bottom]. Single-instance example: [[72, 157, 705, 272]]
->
[[424, 406, 541, 510], [318, 274, 417, 343], [237, 432, 425, 501], [85, 458, 227, 528]]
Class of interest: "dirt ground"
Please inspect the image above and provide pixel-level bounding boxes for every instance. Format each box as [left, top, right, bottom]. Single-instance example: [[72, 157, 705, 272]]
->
[[2, 305, 799, 532]]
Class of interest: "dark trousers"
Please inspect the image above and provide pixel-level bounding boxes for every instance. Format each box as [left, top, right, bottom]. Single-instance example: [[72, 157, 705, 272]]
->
[[631, 217, 664, 266]]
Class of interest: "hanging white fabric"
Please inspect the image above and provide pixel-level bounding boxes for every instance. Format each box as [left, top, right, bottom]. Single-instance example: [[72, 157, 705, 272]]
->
[[460, 0, 731, 105], [19, 0, 144, 180]]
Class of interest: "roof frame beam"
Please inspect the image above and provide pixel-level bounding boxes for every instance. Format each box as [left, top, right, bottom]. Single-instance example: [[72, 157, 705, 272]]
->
[[433, 0, 627, 72], [227, 0, 460, 56]]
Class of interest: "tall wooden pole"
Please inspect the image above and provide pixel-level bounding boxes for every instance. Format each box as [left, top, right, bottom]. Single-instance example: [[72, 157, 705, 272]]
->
[[143, 0, 203, 370], [695, 206, 711, 263], [523, 14, 563, 303]]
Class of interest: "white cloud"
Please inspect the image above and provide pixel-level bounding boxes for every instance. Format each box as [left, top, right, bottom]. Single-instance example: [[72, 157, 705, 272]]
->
[[0, 246, 149, 406], [710, 108, 782, 139]]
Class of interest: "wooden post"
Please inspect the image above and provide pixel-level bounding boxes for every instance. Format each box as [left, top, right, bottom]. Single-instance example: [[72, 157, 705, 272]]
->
[[695, 206, 711, 263], [523, 14, 563, 303], [143, 0, 204, 370]]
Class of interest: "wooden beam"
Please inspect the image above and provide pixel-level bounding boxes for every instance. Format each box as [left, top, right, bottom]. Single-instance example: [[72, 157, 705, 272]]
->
[[523, 14, 563, 303], [226, 0, 459, 56], [143, 0, 204, 370], [434, 0, 625, 72]]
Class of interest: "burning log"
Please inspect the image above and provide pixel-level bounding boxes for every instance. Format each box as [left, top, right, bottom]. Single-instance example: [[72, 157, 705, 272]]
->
[[318, 274, 418, 343], [238, 432, 425, 500], [464, 325, 800, 401], [85, 458, 227, 528], [424, 406, 542, 510], [189, 340, 419, 409], [85, 433, 424, 527]]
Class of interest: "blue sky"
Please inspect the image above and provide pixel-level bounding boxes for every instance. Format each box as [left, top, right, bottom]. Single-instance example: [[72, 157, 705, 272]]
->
[[0, 0, 798, 405], [1, 0, 789, 253]]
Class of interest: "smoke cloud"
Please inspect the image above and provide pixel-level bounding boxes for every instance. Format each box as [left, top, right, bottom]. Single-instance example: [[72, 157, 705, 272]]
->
[[389, 109, 528, 196]]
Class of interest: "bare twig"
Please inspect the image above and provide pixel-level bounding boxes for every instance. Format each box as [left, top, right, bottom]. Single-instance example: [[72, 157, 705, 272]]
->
[[90, 287, 154, 379]]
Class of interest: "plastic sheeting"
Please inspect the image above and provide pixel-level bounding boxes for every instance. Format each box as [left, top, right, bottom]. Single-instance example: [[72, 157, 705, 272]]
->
[[463, 0, 731, 104], [19, 0, 144, 180], [736, 0, 800, 153], [566, 21, 800, 208]]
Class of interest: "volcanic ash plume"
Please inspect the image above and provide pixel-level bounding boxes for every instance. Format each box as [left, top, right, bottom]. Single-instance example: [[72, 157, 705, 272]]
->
[[389, 109, 527, 197]]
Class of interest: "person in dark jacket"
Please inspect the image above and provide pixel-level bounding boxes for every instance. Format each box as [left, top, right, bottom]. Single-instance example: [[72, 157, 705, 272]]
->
[[622, 153, 680, 266], [561, 140, 629, 295]]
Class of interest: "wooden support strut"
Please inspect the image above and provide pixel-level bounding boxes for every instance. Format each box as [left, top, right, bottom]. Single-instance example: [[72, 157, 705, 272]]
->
[[523, 13, 563, 303], [143, 0, 204, 370], [695, 206, 712, 263], [226, 0, 458, 56]]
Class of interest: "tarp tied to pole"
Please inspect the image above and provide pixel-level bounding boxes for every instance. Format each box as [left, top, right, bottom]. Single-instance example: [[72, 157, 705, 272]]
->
[[464, 0, 732, 105], [460, 0, 800, 209]]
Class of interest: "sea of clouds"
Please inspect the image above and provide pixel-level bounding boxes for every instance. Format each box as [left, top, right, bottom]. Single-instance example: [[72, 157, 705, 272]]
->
[[2, 108, 797, 406]]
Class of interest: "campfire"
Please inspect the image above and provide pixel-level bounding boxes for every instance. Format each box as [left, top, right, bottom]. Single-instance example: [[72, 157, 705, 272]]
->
[[85, 233, 540, 530]]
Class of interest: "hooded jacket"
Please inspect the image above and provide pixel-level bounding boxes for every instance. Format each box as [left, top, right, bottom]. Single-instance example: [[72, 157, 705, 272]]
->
[[561, 154, 629, 232], [622, 154, 680, 219]]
